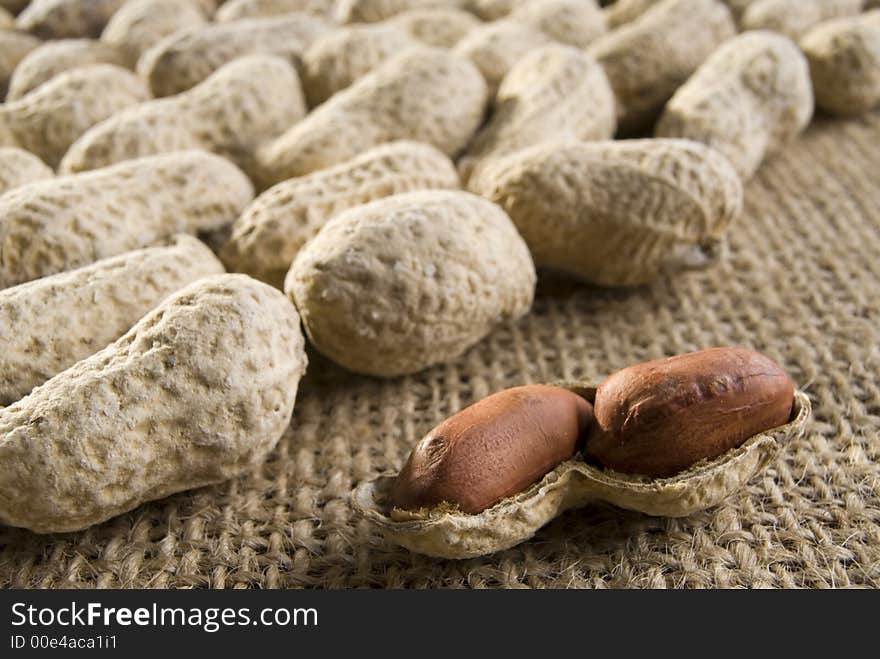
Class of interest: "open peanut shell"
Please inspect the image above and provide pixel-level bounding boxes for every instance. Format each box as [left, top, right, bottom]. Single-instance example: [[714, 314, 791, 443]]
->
[[352, 382, 811, 559]]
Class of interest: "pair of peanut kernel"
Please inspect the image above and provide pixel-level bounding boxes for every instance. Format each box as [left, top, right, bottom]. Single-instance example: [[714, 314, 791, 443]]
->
[[392, 347, 795, 514]]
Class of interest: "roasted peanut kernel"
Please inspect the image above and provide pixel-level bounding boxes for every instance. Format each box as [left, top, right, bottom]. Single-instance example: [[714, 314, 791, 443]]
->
[[585, 348, 795, 478], [391, 385, 594, 514]]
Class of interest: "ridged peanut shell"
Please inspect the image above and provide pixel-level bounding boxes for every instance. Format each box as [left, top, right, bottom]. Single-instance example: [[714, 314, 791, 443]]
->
[[337, 0, 469, 23], [0, 235, 224, 406], [741, 0, 863, 40], [0, 64, 149, 167], [603, 0, 659, 28], [16, 0, 124, 39], [0, 146, 52, 195], [256, 47, 487, 187], [285, 190, 535, 376], [138, 14, 328, 97], [588, 0, 736, 135], [216, 0, 338, 21], [474, 139, 743, 286], [453, 19, 550, 95], [222, 141, 460, 289], [0, 150, 253, 288], [466, 0, 527, 20], [0, 31, 41, 100], [509, 0, 606, 49], [353, 385, 810, 558], [6, 38, 127, 100], [60, 55, 306, 176], [801, 11, 880, 117], [0, 274, 307, 533], [101, 0, 210, 65], [301, 23, 419, 107], [656, 31, 813, 180], [302, 12, 482, 107], [461, 43, 616, 190], [390, 7, 480, 47]]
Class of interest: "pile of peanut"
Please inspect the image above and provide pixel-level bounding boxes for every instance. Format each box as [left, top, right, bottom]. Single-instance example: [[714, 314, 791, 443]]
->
[[0, 0, 870, 550]]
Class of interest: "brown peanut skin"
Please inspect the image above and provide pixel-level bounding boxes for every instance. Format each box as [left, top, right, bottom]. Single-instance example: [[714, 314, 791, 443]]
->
[[585, 348, 795, 478], [391, 385, 594, 514]]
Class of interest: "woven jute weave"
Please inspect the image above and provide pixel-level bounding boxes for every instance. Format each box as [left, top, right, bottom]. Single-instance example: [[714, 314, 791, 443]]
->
[[1, 112, 879, 589]]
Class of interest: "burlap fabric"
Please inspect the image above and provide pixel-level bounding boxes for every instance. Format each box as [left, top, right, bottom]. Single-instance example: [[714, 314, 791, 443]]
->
[[1, 112, 878, 589]]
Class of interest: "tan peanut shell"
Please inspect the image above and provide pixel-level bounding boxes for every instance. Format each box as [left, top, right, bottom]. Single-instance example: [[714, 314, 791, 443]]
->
[[655, 31, 813, 180], [0, 30, 40, 100], [0, 146, 52, 195], [301, 24, 419, 107], [60, 55, 305, 176], [509, 0, 606, 49], [389, 7, 480, 47], [453, 19, 550, 96], [138, 14, 328, 97], [15, 0, 125, 39], [588, 0, 736, 135], [101, 0, 210, 65], [603, 0, 659, 28], [586, 348, 795, 477], [0, 274, 307, 534], [801, 11, 880, 117], [0, 7, 13, 28], [6, 38, 128, 100], [354, 386, 810, 559], [302, 11, 481, 107], [256, 47, 487, 187], [221, 141, 460, 289], [0, 235, 224, 406], [741, 0, 863, 40], [0, 64, 149, 168], [216, 0, 338, 21], [466, 0, 528, 20], [285, 190, 535, 377], [0, 151, 253, 288], [461, 44, 616, 190], [337, 0, 469, 23], [473, 139, 743, 287]]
